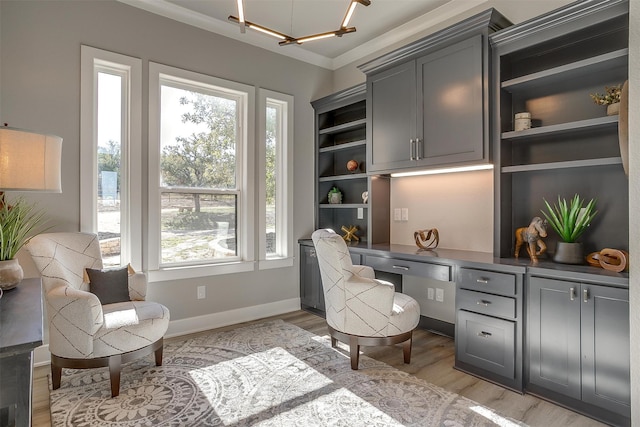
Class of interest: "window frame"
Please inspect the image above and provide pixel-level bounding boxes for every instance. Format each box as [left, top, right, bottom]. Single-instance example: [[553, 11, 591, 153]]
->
[[148, 62, 255, 281], [258, 89, 294, 270], [79, 46, 142, 270]]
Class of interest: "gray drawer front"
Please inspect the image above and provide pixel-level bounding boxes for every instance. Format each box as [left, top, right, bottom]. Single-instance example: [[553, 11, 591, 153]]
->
[[365, 255, 451, 281], [457, 289, 516, 320], [457, 310, 515, 379], [459, 267, 516, 296]]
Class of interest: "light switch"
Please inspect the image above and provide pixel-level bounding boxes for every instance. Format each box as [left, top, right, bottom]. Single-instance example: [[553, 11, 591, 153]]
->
[[436, 288, 444, 302], [427, 288, 434, 300], [401, 208, 409, 221], [394, 208, 401, 221], [357, 207, 364, 219]]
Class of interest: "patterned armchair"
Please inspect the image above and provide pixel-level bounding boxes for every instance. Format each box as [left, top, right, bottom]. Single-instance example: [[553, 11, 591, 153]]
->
[[311, 229, 420, 369], [26, 232, 170, 397]]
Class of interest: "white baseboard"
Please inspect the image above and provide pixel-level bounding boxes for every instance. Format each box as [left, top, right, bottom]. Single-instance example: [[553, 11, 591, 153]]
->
[[34, 298, 302, 367]]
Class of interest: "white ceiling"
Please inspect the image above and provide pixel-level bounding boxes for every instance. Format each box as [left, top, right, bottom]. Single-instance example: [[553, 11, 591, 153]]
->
[[118, 0, 489, 69]]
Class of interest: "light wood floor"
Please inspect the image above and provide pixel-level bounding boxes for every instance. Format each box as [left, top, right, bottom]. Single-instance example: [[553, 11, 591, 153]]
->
[[32, 310, 604, 426]]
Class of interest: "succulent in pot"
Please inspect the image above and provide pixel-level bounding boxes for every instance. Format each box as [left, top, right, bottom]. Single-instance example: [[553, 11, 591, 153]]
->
[[541, 194, 597, 264], [0, 197, 48, 290]]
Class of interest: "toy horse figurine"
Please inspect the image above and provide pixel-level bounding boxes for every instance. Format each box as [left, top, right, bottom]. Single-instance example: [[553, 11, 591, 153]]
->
[[515, 217, 548, 263]]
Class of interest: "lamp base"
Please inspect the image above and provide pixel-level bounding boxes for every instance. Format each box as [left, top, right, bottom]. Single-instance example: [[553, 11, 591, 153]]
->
[[0, 258, 24, 290]]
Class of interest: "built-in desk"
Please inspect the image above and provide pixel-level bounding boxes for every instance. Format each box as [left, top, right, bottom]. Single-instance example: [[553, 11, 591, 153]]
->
[[0, 278, 43, 427], [299, 239, 630, 425]]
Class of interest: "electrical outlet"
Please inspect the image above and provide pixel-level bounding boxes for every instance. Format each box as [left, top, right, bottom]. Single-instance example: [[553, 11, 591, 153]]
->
[[394, 208, 401, 221], [197, 285, 206, 300], [436, 288, 444, 302], [427, 288, 434, 300], [357, 207, 364, 219], [401, 208, 409, 221]]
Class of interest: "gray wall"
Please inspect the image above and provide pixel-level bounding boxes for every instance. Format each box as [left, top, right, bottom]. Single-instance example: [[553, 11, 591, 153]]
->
[[1, 0, 332, 321]]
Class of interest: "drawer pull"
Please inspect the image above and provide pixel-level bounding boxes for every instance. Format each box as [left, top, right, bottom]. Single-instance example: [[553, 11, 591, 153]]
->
[[392, 265, 410, 271], [476, 300, 491, 306], [583, 288, 589, 303], [569, 287, 576, 301], [476, 278, 489, 284], [477, 331, 492, 338]]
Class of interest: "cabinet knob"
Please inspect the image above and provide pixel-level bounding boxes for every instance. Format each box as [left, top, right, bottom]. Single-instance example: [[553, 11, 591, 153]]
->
[[476, 278, 489, 284], [477, 300, 491, 306], [477, 331, 492, 338]]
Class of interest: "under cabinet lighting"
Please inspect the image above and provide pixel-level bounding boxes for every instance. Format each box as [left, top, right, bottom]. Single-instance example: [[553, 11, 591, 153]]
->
[[390, 164, 494, 178]]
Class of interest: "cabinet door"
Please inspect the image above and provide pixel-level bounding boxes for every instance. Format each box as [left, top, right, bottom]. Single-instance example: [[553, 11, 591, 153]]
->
[[528, 277, 581, 400], [300, 245, 323, 311], [367, 61, 417, 172], [416, 35, 485, 166], [581, 285, 630, 416]]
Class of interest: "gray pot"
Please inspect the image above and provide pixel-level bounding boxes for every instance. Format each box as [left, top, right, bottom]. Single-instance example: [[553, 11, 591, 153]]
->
[[553, 242, 584, 264]]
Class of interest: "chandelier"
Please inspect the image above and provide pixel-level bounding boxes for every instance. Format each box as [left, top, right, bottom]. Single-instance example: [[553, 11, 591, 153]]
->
[[228, 0, 371, 46]]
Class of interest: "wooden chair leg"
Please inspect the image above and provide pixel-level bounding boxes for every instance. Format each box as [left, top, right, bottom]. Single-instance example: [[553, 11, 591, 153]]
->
[[154, 345, 163, 366], [51, 363, 62, 390], [331, 337, 338, 348], [403, 333, 413, 364], [108, 354, 122, 397], [349, 336, 360, 370]]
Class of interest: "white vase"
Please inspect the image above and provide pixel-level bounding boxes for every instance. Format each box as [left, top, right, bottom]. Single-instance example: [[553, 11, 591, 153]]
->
[[607, 102, 620, 116], [0, 258, 24, 290]]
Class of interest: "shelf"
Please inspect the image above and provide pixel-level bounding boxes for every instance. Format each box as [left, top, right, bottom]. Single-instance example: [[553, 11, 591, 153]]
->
[[501, 49, 628, 92], [318, 118, 366, 136], [501, 116, 618, 140], [319, 204, 368, 209], [501, 157, 622, 173], [319, 140, 366, 153], [319, 173, 366, 182]]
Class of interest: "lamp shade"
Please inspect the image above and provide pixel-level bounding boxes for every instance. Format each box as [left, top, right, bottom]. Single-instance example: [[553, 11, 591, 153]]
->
[[0, 126, 62, 192]]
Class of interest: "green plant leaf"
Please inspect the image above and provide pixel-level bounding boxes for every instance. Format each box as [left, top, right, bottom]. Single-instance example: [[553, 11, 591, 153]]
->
[[541, 194, 597, 243], [0, 197, 50, 260]]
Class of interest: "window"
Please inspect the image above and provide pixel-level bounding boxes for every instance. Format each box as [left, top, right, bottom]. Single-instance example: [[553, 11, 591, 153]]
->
[[80, 46, 142, 269], [148, 63, 255, 279], [258, 90, 294, 269]]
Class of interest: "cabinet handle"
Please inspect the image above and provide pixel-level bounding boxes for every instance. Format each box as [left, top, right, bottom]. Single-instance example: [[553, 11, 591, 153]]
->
[[477, 300, 491, 306], [569, 287, 576, 301], [392, 265, 410, 271], [409, 139, 416, 161], [583, 288, 589, 303], [476, 278, 489, 284], [477, 331, 492, 338], [415, 138, 422, 160]]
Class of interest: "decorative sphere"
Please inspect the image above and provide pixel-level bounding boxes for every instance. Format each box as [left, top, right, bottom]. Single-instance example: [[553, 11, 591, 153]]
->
[[346, 159, 359, 171]]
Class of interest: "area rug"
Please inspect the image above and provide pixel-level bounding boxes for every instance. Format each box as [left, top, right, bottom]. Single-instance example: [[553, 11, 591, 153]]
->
[[49, 320, 524, 426]]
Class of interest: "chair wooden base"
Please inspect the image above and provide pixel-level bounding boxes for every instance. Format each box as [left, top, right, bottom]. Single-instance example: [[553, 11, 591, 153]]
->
[[327, 326, 413, 370], [51, 338, 164, 397]]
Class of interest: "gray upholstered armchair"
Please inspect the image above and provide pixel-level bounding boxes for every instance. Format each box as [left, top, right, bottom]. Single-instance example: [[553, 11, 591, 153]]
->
[[311, 229, 420, 369], [26, 232, 169, 397]]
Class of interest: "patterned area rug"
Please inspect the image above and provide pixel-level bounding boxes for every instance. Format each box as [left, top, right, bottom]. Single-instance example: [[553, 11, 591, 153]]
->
[[49, 320, 524, 426]]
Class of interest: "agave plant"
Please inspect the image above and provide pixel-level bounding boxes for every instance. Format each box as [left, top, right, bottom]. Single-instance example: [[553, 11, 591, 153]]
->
[[541, 194, 598, 243], [0, 197, 48, 261]]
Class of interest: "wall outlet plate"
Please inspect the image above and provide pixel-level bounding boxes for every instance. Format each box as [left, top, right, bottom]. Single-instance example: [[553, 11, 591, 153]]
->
[[197, 285, 206, 299], [436, 288, 444, 302], [394, 208, 401, 221]]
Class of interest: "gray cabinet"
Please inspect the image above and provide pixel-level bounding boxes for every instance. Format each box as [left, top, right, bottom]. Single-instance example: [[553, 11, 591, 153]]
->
[[455, 266, 524, 391], [528, 276, 630, 422], [299, 244, 324, 314], [361, 9, 511, 175], [367, 36, 485, 173]]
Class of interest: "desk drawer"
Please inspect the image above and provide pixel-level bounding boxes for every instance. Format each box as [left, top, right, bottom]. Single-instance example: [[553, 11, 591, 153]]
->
[[365, 255, 451, 281], [459, 267, 516, 296], [457, 289, 516, 320], [456, 310, 516, 379]]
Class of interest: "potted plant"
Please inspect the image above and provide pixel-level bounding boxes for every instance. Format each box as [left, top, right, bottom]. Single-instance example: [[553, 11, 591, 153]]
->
[[327, 186, 342, 204], [541, 194, 598, 264], [590, 84, 622, 116], [0, 197, 48, 290]]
